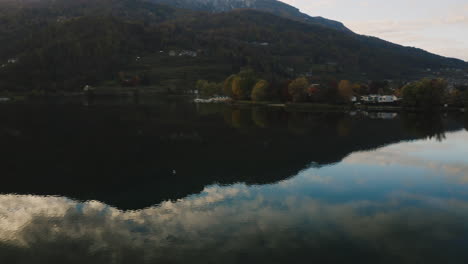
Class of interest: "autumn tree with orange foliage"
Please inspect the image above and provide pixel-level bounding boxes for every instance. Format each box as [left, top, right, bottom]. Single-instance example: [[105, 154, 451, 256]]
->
[[338, 80, 354, 102]]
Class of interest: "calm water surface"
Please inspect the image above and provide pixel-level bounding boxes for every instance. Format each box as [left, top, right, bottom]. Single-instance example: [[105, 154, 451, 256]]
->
[[1, 97, 468, 263]]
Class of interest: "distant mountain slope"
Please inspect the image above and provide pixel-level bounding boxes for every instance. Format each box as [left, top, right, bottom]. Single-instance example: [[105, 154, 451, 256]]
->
[[148, 0, 351, 32], [0, 0, 466, 91]]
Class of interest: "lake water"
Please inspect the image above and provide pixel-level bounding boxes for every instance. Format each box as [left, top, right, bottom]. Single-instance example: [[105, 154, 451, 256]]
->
[[1, 96, 468, 263]]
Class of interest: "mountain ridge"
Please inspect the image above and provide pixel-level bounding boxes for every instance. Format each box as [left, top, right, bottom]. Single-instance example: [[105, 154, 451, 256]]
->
[[0, 0, 466, 91], [147, 0, 352, 32]]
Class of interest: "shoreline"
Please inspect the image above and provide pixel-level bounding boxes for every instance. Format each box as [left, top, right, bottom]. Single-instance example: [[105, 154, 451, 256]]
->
[[230, 100, 466, 113], [1, 91, 466, 113]]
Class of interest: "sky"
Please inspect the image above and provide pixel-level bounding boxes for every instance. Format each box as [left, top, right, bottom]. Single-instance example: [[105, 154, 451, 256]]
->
[[281, 0, 468, 61]]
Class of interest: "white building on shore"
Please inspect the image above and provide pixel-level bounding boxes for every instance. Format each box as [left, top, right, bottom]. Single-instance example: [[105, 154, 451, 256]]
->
[[360, 95, 399, 104]]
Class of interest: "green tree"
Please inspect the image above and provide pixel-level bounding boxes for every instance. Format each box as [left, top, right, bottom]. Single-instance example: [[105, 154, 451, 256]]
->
[[231, 69, 258, 100], [401, 78, 447, 109], [223, 74, 236, 97], [232, 76, 245, 100], [251, 79, 269, 101], [445, 89, 464, 107], [288, 77, 309, 102], [196, 80, 220, 97]]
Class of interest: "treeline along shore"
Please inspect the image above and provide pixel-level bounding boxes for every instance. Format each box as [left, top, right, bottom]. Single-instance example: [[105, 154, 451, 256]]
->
[[194, 69, 468, 111]]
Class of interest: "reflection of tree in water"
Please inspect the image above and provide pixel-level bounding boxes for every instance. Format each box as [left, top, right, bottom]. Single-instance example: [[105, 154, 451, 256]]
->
[[400, 112, 446, 141], [336, 118, 352, 137], [287, 112, 312, 135], [231, 109, 242, 129], [251, 107, 269, 128], [223, 108, 233, 127], [217, 110, 347, 137], [196, 103, 225, 116]]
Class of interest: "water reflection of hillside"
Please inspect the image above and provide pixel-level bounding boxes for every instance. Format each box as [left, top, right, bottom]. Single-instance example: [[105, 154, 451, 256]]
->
[[0, 100, 466, 209]]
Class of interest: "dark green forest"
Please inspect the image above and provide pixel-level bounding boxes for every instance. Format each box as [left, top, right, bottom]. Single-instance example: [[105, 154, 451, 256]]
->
[[0, 0, 466, 92]]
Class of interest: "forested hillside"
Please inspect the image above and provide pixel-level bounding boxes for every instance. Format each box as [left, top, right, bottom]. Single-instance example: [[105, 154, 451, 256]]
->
[[0, 0, 466, 92]]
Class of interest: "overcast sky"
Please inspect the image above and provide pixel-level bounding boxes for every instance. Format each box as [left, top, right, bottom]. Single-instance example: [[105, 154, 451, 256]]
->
[[281, 0, 468, 61]]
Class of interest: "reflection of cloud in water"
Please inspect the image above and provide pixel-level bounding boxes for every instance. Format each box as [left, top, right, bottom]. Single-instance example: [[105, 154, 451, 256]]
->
[[1, 184, 468, 263], [2, 131, 468, 263]]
